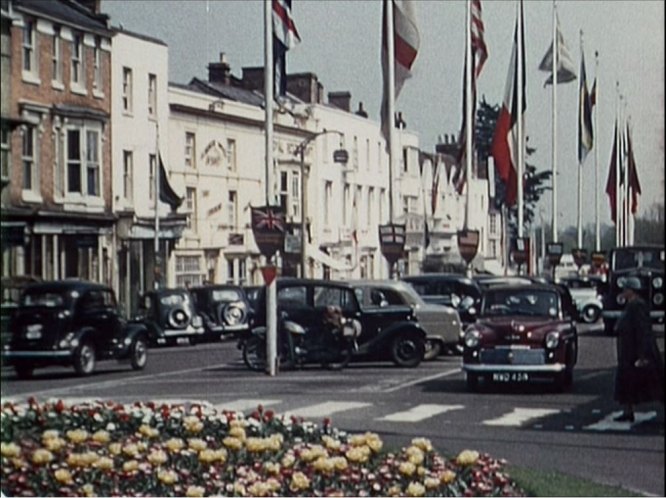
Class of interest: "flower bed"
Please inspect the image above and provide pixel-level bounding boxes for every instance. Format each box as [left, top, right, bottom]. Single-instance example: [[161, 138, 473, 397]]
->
[[1, 398, 525, 497]]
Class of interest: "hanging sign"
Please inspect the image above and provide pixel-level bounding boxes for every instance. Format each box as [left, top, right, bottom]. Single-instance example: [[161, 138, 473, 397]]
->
[[546, 242, 564, 266], [457, 229, 480, 265], [511, 237, 530, 266], [379, 223, 406, 266], [251, 205, 286, 259], [571, 247, 588, 268]]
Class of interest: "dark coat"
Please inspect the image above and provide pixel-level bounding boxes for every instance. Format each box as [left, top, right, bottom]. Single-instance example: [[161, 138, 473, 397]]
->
[[614, 297, 664, 405]]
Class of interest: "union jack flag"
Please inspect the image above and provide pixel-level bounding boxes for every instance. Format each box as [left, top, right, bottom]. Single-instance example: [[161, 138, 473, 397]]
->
[[252, 206, 285, 232]]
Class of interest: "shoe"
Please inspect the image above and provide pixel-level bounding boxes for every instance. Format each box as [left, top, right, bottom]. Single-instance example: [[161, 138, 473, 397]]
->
[[613, 413, 635, 422]]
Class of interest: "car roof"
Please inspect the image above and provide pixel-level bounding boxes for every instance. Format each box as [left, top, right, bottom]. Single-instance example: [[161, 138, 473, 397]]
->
[[190, 284, 243, 291], [22, 280, 109, 293], [348, 279, 411, 288], [402, 273, 476, 285], [145, 287, 189, 296], [275, 277, 355, 289], [483, 283, 560, 293]]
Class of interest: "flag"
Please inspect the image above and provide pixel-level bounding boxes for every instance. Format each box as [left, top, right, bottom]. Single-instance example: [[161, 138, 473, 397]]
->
[[380, 0, 420, 143], [589, 78, 597, 108], [158, 154, 183, 211], [604, 120, 618, 223], [491, 6, 525, 207], [273, 0, 301, 96], [538, 17, 576, 86], [251, 205, 286, 258], [454, 0, 488, 195], [431, 157, 441, 215], [424, 219, 431, 249], [578, 48, 593, 163], [626, 125, 641, 214]]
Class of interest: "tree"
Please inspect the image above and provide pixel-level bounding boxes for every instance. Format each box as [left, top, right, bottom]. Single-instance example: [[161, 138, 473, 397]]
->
[[476, 98, 552, 238], [634, 202, 665, 245]]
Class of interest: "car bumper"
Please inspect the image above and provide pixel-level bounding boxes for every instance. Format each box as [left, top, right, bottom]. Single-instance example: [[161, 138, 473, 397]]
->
[[207, 324, 250, 334], [462, 363, 566, 373], [2, 349, 73, 360], [161, 325, 205, 337], [602, 310, 664, 320]]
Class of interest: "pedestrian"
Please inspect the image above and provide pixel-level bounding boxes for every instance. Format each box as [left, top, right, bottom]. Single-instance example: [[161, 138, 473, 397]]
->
[[613, 276, 664, 422]]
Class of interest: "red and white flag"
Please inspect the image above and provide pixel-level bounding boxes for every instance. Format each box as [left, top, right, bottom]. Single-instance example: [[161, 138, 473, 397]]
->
[[273, 0, 301, 49], [380, 0, 420, 143], [491, 10, 525, 207]]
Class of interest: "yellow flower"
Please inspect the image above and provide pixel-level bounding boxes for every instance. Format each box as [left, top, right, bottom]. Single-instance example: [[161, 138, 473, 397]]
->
[[281, 453, 296, 468], [122, 460, 139, 472], [198, 448, 227, 464], [138, 424, 159, 438], [440, 470, 457, 484], [290, 471, 310, 492], [345, 446, 370, 464], [165, 438, 185, 453], [248, 482, 271, 497], [148, 449, 168, 465], [183, 415, 204, 433], [42, 430, 60, 441], [266, 434, 283, 452], [94, 456, 114, 471], [157, 469, 178, 485], [92, 430, 111, 443], [406, 481, 426, 497], [122, 443, 140, 457], [411, 437, 433, 453], [264, 461, 280, 475], [186, 485, 205, 497], [387, 485, 402, 497], [349, 434, 367, 446], [321, 435, 341, 451], [366, 436, 383, 453], [245, 437, 266, 453], [229, 419, 245, 428], [187, 438, 207, 452], [456, 449, 479, 466], [228, 426, 246, 441], [301, 445, 327, 462], [54, 468, 74, 485], [406, 446, 425, 465], [44, 437, 66, 452], [108, 443, 122, 455], [66, 429, 89, 444], [31, 448, 54, 465], [266, 478, 281, 492], [399, 461, 417, 477], [233, 482, 247, 496], [1, 442, 21, 458], [313, 456, 335, 474], [81, 483, 95, 497], [332, 456, 348, 471], [223, 437, 243, 451], [425, 477, 440, 489]]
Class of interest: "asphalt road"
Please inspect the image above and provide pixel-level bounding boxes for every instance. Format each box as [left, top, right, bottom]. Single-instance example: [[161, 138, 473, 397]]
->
[[2, 322, 664, 496]]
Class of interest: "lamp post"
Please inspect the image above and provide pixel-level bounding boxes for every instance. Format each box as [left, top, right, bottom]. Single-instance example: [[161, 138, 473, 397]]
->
[[294, 130, 348, 278]]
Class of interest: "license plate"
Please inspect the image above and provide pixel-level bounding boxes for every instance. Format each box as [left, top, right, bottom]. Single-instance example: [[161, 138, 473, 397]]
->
[[492, 372, 529, 383], [26, 324, 42, 340]]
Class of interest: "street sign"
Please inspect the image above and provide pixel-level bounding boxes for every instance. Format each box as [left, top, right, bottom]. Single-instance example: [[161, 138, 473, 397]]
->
[[260, 266, 278, 286], [546, 242, 563, 266], [457, 229, 480, 264], [511, 237, 530, 265], [333, 149, 349, 164], [250, 205, 286, 258], [379, 223, 406, 266]]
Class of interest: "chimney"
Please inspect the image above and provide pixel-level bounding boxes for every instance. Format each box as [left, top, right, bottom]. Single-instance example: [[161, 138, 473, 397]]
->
[[328, 91, 351, 112], [355, 102, 368, 118], [78, 0, 101, 14], [208, 53, 232, 85]]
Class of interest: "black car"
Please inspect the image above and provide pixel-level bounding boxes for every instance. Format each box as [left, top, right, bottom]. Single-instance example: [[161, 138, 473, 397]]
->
[[189, 284, 252, 341], [1, 275, 40, 347], [135, 288, 205, 345], [402, 273, 481, 327], [251, 278, 427, 367], [2, 281, 149, 378]]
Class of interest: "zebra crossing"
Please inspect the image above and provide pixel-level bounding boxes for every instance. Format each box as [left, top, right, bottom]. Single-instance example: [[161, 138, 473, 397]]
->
[[2, 395, 657, 432]]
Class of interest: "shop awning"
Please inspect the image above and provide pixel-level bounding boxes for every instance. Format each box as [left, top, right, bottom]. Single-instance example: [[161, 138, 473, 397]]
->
[[306, 244, 354, 271]]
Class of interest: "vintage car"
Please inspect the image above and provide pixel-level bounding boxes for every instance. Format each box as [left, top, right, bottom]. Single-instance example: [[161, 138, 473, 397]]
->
[[251, 278, 427, 367], [135, 288, 204, 345], [559, 276, 603, 323], [402, 273, 481, 328], [473, 275, 535, 290], [601, 245, 664, 335], [1, 275, 40, 347], [242, 285, 262, 312], [189, 284, 252, 341], [462, 283, 579, 392], [350, 279, 463, 360], [2, 281, 149, 378]]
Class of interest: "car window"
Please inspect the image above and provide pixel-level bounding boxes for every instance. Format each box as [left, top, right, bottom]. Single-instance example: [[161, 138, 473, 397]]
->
[[102, 290, 116, 308], [381, 289, 406, 306], [211, 289, 242, 302], [160, 294, 186, 306], [483, 289, 558, 317], [22, 291, 66, 307], [314, 286, 358, 313], [278, 286, 307, 310], [81, 290, 105, 310]]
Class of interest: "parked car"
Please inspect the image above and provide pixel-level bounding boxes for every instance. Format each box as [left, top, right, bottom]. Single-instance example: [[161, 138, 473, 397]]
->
[[189, 284, 252, 341], [135, 288, 204, 345], [559, 276, 603, 323], [243, 285, 262, 312], [251, 278, 427, 367], [1, 281, 149, 378], [461, 283, 579, 392], [601, 245, 665, 335], [1, 275, 40, 347], [474, 275, 534, 291], [350, 279, 463, 360], [402, 273, 481, 328]]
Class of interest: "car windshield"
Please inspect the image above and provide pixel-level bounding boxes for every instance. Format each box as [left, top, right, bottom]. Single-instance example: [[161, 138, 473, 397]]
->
[[159, 293, 187, 306], [613, 248, 664, 271], [211, 289, 242, 302], [21, 290, 67, 307], [482, 289, 559, 318]]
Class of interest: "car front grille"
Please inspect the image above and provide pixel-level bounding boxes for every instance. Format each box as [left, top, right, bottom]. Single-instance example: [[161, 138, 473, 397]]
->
[[479, 348, 546, 365]]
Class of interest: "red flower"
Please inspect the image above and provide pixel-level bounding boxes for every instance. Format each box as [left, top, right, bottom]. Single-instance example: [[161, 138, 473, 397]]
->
[[264, 410, 274, 422], [55, 400, 65, 414]]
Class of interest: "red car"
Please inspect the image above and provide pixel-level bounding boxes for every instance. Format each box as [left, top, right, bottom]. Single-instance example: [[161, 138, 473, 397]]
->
[[462, 283, 579, 392]]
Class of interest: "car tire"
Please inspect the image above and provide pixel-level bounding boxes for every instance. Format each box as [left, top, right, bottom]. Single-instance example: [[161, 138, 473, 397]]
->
[[466, 373, 479, 392], [14, 365, 33, 379], [581, 305, 601, 324], [423, 340, 442, 361], [322, 341, 353, 371], [130, 337, 148, 370], [168, 308, 189, 329], [74, 341, 96, 376], [389, 333, 425, 368], [242, 336, 267, 372]]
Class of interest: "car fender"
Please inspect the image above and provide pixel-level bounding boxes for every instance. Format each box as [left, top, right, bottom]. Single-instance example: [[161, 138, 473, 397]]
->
[[363, 321, 426, 351], [115, 323, 149, 357]]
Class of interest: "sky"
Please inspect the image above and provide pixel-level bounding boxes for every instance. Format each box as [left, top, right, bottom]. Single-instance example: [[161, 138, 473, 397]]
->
[[102, 0, 665, 231]]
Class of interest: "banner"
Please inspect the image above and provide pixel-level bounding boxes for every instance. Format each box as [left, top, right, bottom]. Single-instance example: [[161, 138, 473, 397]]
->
[[251, 205, 286, 259], [379, 223, 406, 266], [457, 229, 480, 265]]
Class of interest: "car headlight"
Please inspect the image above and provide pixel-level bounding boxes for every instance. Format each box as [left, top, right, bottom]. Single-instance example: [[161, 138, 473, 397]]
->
[[616, 294, 626, 305], [653, 277, 663, 288], [192, 315, 203, 327], [545, 331, 560, 349], [58, 332, 78, 349], [654, 293, 664, 306], [464, 329, 481, 349]]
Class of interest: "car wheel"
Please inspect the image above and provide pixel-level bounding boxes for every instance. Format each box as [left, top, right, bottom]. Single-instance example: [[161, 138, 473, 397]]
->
[[390, 333, 425, 368], [74, 341, 96, 376], [423, 340, 442, 361], [130, 337, 148, 370], [581, 305, 600, 324], [242, 336, 267, 372], [14, 365, 33, 379], [168, 308, 189, 329], [466, 372, 479, 392], [322, 340, 353, 371]]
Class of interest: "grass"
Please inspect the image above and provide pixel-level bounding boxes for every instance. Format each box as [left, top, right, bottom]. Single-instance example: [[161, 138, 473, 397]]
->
[[508, 465, 646, 497]]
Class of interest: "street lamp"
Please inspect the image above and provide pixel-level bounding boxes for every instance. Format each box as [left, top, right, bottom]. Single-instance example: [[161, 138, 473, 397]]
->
[[294, 130, 348, 278]]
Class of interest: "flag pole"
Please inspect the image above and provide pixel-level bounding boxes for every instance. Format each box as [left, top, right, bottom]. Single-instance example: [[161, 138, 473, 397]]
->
[[624, 106, 630, 246], [577, 31, 584, 249], [464, 0, 472, 231], [154, 122, 160, 289], [551, 0, 558, 243], [517, 0, 524, 240], [387, 0, 395, 225], [614, 82, 621, 246], [594, 51, 600, 251]]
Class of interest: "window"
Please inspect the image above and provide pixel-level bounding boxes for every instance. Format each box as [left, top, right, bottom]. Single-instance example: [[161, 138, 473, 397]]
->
[[64, 126, 101, 198], [123, 151, 133, 202], [93, 37, 102, 92], [353, 136, 359, 170], [185, 132, 195, 168], [66, 130, 81, 193], [148, 154, 156, 201], [355, 186, 362, 227], [226, 138, 236, 171], [324, 181, 333, 226], [489, 214, 497, 234], [227, 190, 237, 227], [71, 32, 83, 86], [54, 123, 64, 197], [366, 139, 371, 170], [22, 125, 37, 191], [367, 187, 375, 228], [343, 184, 350, 226], [22, 20, 36, 75], [52, 26, 62, 83], [0, 127, 9, 181], [148, 73, 156, 117], [278, 170, 299, 218], [403, 147, 409, 173], [175, 255, 203, 287], [86, 130, 100, 196], [186, 187, 197, 231], [122, 67, 132, 112]]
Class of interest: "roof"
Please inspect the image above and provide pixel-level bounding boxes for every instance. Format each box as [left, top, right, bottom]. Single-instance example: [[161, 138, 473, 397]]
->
[[186, 78, 265, 108], [111, 25, 167, 46], [14, 0, 111, 35]]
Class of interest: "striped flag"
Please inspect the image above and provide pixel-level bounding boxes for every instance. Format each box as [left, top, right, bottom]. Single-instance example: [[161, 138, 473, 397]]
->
[[273, 0, 301, 96], [491, 7, 525, 207], [380, 0, 420, 143], [578, 47, 593, 163]]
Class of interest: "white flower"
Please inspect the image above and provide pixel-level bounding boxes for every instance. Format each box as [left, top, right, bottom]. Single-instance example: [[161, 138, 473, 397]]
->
[[93, 413, 103, 422], [106, 422, 116, 432]]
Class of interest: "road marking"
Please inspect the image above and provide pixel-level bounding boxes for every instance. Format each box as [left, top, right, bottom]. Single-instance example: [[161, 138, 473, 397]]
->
[[377, 403, 464, 422], [214, 399, 281, 413], [286, 401, 372, 419], [584, 410, 657, 431], [483, 408, 561, 426], [381, 368, 462, 393]]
